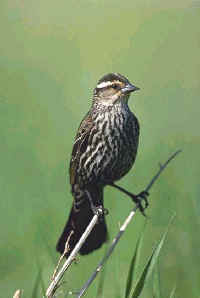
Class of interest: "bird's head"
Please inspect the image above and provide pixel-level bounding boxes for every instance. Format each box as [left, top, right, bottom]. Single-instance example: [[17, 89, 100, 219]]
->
[[93, 73, 139, 106]]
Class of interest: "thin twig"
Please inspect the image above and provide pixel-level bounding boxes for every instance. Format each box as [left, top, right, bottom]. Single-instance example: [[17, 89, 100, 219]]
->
[[46, 209, 103, 297], [51, 231, 74, 281], [145, 150, 182, 192], [76, 150, 181, 297]]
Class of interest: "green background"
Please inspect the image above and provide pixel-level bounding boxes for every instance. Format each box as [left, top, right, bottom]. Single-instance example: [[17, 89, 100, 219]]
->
[[0, 0, 200, 297]]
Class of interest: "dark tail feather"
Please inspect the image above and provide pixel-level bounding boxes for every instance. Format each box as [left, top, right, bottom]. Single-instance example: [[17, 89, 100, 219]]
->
[[56, 195, 108, 257]]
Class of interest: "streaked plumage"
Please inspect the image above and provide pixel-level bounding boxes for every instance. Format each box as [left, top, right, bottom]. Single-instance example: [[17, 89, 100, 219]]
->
[[57, 73, 140, 256]]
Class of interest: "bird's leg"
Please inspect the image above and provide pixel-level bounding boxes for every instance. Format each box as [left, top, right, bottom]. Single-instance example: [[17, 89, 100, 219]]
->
[[109, 183, 149, 216], [85, 190, 109, 217]]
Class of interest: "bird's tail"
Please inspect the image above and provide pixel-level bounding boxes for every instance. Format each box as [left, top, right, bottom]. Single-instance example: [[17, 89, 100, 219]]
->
[[56, 189, 108, 257]]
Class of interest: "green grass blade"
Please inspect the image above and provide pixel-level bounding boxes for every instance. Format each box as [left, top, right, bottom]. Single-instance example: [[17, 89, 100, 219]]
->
[[131, 214, 175, 298], [152, 263, 162, 298], [125, 222, 146, 298], [31, 269, 42, 298], [169, 286, 176, 298], [40, 271, 46, 297]]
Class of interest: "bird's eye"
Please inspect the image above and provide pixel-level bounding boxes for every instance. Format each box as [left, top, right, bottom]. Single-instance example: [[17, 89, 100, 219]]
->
[[112, 84, 120, 90]]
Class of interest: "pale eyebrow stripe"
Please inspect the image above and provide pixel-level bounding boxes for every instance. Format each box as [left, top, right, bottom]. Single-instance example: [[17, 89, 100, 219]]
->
[[96, 81, 113, 89]]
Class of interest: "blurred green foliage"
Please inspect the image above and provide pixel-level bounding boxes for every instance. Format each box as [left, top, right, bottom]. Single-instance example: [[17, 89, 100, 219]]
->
[[0, 0, 199, 297]]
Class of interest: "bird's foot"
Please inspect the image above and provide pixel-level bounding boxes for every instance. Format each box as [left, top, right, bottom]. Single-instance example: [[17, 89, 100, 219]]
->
[[108, 183, 149, 216], [91, 205, 109, 217], [90, 205, 109, 223], [86, 190, 109, 218], [131, 191, 149, 216]]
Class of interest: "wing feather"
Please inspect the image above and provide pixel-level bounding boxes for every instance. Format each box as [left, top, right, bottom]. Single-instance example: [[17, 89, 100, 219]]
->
[[69, 113, 93, 185]]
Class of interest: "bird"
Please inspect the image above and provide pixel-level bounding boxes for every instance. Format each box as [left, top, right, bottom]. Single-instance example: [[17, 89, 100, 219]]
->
[[56, 73, 148, 257]]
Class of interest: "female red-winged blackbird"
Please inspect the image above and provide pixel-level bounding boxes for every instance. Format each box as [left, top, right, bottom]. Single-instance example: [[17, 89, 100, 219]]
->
[[56, 73, 148, 257]]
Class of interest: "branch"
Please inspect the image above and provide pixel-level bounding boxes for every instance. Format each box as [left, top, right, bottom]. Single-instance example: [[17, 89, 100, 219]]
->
[[46, 210, 102, 297], [76, 150, 181, 297], [45, 150, 181, 297], [144, 150, 182, 192]]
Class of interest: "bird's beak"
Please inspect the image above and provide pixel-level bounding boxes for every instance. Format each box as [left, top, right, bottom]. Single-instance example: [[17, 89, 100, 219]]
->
[[122, 83, 140, 95]]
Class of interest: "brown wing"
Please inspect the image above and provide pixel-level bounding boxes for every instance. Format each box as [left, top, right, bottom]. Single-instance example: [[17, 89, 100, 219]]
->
[[69, 112, 93, 185]]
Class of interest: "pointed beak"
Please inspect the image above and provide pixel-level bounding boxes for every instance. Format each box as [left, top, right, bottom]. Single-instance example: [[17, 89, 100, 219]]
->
[[122, 83, 140, 95]]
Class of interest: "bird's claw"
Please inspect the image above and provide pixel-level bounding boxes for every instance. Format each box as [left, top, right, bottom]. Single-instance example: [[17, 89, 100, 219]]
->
[[91, 205, 109, 218], [132, 191, 149, 216], [92, 206, 109, 223]]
